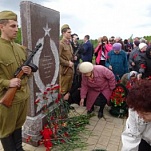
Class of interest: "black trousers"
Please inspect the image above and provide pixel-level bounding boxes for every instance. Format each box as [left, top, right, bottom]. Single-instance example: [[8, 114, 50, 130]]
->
[[139, 139, 151, 151], [89, 93, 107, 113], [68, 89, 86, 106], [96, 60, 106, 66], [94, 93, 107, 107]]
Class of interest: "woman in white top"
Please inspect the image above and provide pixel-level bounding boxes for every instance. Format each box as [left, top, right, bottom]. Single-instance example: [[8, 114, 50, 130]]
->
[[122, 80, 151, 151]]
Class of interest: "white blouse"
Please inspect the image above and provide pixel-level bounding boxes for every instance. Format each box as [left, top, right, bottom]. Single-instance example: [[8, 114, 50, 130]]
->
[[121, 109, 151, 151]]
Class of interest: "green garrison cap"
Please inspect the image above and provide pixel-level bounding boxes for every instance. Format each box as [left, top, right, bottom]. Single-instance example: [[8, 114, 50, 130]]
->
[[0, 10, 17, 21], [61, 24, 70, 31]]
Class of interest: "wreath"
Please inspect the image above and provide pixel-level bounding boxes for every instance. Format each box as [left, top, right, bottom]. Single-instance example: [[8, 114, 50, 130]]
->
[[109, 83, 128, 118]]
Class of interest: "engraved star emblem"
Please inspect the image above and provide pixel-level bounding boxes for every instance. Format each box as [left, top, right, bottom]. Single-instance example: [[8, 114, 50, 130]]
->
[[43, 23, 51, 37]]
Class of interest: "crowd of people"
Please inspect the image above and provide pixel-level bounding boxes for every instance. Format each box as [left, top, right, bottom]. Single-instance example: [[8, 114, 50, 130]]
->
[[59, 24, 151, 150], [0, 9, 151, 151]]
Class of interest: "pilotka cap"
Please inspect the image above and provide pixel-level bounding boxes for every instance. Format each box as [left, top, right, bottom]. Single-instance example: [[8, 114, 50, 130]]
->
[[0, 10, 17, 21], [61, 24, 70, 31]]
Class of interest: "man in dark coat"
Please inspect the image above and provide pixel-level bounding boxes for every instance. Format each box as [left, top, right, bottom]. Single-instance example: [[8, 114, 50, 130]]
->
[[81, 35, 93, 62], [70, 33, 84, 78]]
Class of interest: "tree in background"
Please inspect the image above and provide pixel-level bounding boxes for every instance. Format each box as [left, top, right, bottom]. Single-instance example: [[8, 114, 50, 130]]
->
[[15, 28, 22, 44], [144, 35, 151, 43], [2, 28, 151, 46]]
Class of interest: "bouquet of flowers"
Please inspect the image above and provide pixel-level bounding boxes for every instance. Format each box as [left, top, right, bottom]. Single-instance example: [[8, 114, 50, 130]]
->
[[109, 83, 128, 118]]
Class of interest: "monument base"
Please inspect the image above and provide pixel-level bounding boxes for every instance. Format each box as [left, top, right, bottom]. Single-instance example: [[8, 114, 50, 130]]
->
[[22, 113, 45, 147], [22, 103, 68, 147]]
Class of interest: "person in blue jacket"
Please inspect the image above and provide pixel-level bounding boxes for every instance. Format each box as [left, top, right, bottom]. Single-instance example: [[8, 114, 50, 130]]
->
[[81, 35, 93, 62], [106, 43, 128, 81]]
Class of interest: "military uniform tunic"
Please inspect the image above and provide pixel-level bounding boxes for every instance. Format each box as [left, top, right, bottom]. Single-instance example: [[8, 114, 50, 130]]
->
[[59, 38, 74, 94], [0, 38, 30, 138]]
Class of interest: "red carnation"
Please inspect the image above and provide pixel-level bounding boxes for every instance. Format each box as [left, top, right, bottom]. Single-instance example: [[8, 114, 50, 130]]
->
[[133, 54, 138, 59], [34, 99, 40, 104], [51, 85, 60, 91], [46, 87, 51, 91], [41, 125, 53, 150], [140, 64, 146, 69], [43, 91, 48, 95], [26, 136, 31, 143]]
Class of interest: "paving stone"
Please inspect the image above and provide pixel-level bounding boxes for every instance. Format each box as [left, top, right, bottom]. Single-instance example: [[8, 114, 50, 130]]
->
[[112, 128, 124, 137], [23, 144, 37, 150], [89, 135, 100, 140], [85, 124, 95, 131], [0, 147, 3, 151], [113, 118, 124, 125], [95, 143, 107, 150], [101, 128, 113, 137], [114, 124, 125, 130], [104, 122, 115, 130], [90, 116, 100, 121], [118, 140, 123, 151], [89, 119, 98, 127], [104, 116, 114, 122], [97, 119, 107, 125], [87, 137, 98, 146], [107, 143, 119, 151], [110, 135, 121, 142], [82, 144, 96, 151], [98, 135, 110, 146], [108, 139, 120, 146], [0, 142, 2, 150], [92, 130, 102, 137]]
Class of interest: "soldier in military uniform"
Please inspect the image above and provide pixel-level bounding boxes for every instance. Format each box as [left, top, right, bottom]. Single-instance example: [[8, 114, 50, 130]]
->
[[59, 24, 74, 99], [0, 10, 32, 151]]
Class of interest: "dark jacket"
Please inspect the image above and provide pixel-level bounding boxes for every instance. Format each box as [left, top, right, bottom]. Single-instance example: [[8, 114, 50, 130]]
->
[[68, 73, 82, 105], [82, 40, 93, 62], [139, 47, 151, 78], [129, 48, 145, 72], [71, 42, 84, 62], [69, 74, 81, 94]]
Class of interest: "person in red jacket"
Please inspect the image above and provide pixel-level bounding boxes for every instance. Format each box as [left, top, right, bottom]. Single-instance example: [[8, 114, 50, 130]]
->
[[94, 36, 112, 66]]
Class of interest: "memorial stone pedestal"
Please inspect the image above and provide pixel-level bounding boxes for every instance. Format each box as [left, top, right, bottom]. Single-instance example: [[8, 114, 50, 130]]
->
[[20, 1, 60, 146]]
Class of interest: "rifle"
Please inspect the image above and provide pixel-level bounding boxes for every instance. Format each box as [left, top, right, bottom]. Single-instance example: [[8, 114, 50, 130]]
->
[[0, 43, 42, 107]]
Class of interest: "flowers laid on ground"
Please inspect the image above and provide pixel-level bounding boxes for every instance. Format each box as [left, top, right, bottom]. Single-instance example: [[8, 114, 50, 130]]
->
[[27, 84, 95, 151]]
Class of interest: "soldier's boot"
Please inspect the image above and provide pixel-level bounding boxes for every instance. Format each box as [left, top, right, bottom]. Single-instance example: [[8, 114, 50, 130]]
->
[[13, 128, 25, 151], [1, 135, 16, 151]]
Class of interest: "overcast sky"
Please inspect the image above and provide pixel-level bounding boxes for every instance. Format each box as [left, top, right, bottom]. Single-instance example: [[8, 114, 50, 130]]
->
[[0, 0, 151, 40]]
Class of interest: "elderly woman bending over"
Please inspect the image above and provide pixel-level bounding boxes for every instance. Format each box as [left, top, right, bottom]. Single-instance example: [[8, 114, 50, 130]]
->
[[79, 62, 116, 118]]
